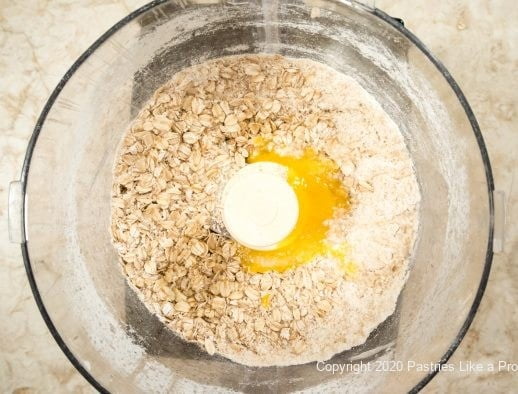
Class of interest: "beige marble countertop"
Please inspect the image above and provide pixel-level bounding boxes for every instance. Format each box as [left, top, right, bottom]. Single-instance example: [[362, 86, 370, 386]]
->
[[0, 0, 516, 392]]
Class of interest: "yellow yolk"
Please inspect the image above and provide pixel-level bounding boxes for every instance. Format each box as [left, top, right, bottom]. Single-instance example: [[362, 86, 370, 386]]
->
[[326, 242, 358, 277], [261, 293, 271, 308], [239, 145, 350, 273]]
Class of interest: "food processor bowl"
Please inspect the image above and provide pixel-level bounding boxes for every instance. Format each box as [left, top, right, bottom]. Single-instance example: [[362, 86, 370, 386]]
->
[[9, 0, 494, 392]]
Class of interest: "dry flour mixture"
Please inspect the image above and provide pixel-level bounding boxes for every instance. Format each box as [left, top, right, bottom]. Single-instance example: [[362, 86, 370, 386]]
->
[[110, 54, 420, 366]]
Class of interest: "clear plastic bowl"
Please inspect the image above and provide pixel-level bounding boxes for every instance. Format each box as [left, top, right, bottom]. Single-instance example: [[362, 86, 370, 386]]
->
[[10, 0, 494, 392]]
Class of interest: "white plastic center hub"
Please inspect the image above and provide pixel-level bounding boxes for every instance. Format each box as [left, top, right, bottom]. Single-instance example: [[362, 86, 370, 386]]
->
[[222, 162, 299, 251]]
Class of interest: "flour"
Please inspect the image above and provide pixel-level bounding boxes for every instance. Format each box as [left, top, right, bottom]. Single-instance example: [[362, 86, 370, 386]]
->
[[110, 54, 420, 366]]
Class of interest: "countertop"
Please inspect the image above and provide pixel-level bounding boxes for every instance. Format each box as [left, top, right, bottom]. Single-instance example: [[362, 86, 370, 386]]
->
[[0, 0, 516, 392]]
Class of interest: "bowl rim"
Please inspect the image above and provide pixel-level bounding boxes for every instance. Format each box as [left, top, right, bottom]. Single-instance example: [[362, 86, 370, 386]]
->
[[18, 1, 494, 392]]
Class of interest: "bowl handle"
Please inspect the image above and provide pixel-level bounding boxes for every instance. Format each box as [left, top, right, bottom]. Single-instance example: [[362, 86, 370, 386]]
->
[[8, 180, 25, 244], [493, 190, 506, 253]]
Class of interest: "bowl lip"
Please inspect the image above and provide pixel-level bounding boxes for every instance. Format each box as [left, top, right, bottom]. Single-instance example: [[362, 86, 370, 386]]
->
[[18, 1, 494, 393]]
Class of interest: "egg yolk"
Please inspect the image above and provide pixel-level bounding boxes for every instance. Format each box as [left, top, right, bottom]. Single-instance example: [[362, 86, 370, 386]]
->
[[239, 145, 350, 273], [261, 293, 271, 308]]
